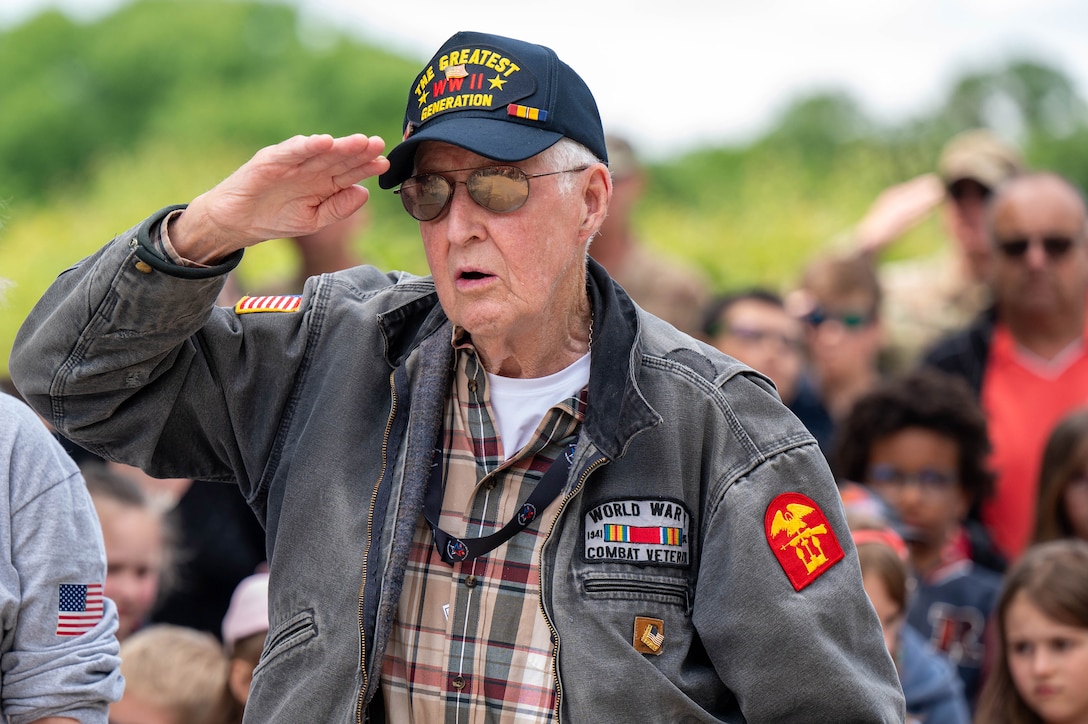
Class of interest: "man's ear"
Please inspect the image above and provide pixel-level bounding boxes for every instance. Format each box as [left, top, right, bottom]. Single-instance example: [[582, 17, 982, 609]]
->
[[580, 163, 613, 240]]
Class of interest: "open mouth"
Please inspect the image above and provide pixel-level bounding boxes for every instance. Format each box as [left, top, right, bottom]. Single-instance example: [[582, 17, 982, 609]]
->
[[460, 271, 489, 280]]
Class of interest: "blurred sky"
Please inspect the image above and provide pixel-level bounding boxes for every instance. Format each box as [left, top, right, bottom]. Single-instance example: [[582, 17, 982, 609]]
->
[[3, 0, 1087, 157]]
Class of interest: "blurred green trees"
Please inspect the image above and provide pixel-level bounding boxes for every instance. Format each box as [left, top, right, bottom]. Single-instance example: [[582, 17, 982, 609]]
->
[[0, 0, 415, 201], [2, 0, 1087, 375]]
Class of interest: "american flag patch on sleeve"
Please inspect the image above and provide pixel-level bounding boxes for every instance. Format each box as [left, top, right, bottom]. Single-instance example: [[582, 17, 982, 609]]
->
[[56, 583, 104, 636], [234, 294, 303, 314]]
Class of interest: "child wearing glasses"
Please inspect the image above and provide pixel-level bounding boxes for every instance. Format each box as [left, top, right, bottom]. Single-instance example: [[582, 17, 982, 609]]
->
[[835, 367, 1004, 711]]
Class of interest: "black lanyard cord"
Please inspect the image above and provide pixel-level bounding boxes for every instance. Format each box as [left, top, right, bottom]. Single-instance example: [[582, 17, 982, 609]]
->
[[424, 437, 578, 564]]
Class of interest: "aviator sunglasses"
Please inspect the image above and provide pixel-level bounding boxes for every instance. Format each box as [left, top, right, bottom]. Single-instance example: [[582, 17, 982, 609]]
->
[[997, 235, 1077, 260], [395, 165, 589, 221]]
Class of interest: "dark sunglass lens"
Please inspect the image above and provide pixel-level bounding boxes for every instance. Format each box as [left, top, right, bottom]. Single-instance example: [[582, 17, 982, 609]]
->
[[402, 174, 452, 221], [1043, 237, 1074, 257], [948, 179, 991, 202], [1000, 239, 1029, 257], [468, 167, 529, 213]]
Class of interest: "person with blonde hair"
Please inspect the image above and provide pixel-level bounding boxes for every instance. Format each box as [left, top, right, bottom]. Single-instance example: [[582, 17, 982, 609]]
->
[[81, 462, 176, 641], [975, 539, 1088, 724], [109, 624, 242, 724]]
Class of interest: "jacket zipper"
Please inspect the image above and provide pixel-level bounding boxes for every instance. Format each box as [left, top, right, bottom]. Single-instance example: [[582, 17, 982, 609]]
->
[[355, 370, 399, 724], [539, 454, 607, 723]]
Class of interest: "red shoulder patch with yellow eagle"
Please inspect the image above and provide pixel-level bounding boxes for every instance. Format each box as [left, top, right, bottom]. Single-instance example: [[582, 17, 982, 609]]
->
[[764, 493, 844, 591]]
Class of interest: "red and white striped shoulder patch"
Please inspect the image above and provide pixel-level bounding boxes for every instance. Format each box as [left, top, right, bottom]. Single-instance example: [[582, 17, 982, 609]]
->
[[234, 295, 302, 314]]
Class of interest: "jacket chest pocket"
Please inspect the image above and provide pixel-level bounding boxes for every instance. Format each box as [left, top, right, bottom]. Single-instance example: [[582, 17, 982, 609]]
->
[[580, 571, 691, 611], [252, 608, 318, 678]]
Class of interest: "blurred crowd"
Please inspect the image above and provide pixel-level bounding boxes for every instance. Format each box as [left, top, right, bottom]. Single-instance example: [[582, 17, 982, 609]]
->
[[7, 124, 1088, 724], [696, 128, 1088, 723]]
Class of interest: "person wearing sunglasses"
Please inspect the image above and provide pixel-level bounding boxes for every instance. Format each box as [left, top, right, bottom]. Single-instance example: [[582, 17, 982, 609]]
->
[[789, 252, 886, 457], [9, 31, 904, 723], [922, 171, 1088, 567], [845, 129, 1025, 373], [703, 288, 836, 457]]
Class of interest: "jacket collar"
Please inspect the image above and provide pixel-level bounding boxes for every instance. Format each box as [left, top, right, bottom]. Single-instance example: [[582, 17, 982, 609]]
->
[[582, 257, 660, 460], [375, 257, 659, 461]]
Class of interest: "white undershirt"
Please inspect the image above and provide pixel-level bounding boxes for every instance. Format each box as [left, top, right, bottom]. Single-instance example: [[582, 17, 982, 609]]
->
[[486, 352, 591, 459]]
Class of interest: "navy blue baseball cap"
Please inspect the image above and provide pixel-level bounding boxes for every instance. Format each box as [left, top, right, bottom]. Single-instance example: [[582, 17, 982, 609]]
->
[[378, 31, 608, 189]]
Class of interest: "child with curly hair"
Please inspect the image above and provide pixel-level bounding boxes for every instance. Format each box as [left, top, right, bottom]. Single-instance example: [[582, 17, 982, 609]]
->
[[836, 367, 1003, 709]]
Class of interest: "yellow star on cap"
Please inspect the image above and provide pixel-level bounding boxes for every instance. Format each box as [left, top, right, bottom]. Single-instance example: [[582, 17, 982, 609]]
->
[[417, 90, 429, 107], [488, 74, 507, 90]]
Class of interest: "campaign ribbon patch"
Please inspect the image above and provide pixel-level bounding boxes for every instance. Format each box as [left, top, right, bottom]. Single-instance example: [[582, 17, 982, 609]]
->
[[583, 499, 690, 567], [764, 493, 844, 591]]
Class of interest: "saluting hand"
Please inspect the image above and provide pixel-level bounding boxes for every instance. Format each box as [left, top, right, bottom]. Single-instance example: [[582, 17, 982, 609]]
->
[[168, 134, 389, 264]]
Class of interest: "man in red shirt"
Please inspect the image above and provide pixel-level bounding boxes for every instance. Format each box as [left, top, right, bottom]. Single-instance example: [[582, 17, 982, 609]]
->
[[923, 172, 1088, 561]]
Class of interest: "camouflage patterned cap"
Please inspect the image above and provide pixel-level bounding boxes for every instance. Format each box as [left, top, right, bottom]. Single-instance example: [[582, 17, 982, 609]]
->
[[937, 129, 1025, 190]]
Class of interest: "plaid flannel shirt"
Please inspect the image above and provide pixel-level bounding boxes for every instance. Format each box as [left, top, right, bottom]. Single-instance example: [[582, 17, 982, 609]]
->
[[382, 341, 587, 723]]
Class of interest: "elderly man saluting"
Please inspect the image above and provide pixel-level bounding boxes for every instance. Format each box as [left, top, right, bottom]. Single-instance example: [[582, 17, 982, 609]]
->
[[10, 31, 904, 723]]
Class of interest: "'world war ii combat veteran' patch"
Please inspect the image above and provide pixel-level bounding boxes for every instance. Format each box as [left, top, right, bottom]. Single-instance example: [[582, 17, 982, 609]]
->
[[583, 498, 691, 567]]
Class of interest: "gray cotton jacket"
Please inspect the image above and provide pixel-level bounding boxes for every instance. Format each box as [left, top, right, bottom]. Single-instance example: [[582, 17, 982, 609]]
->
[[10, 207, 905, 723]]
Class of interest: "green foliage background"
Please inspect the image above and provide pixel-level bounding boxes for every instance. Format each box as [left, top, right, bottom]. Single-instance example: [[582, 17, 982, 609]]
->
[[3, 0, 1088, 377]]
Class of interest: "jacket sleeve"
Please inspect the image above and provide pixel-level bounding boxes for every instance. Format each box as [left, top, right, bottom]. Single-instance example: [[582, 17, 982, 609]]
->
[[8, 214, 310, 496], [1, 397, 123, 724], [693, 440, 907, 722]]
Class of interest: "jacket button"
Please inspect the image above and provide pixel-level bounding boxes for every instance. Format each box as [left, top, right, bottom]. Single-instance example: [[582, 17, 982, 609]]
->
[[451, 675, 466, 690], [464, 575, 477, 588], [134, 260, 153, 274]]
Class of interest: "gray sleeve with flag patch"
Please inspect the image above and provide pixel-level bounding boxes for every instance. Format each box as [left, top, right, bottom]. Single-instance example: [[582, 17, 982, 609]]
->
[[0, 394, 122, 724]]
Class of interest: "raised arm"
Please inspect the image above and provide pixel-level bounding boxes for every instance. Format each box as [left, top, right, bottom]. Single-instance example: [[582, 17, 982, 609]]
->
[[9, 134, 393, 490], [169, 133, 389, 263], [852, 172, 945, 256]]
